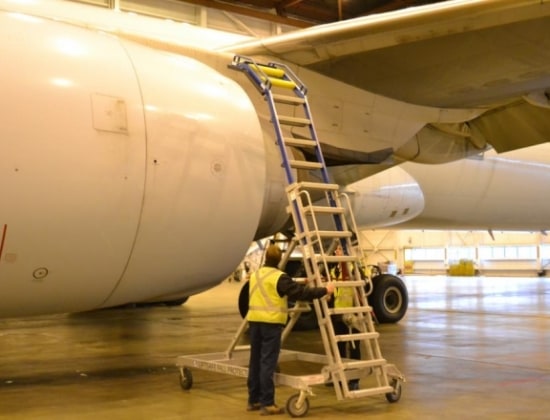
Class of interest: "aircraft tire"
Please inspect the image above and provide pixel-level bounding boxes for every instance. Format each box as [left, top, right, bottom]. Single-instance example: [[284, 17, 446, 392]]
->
[[238, 281, 250, 318], [368, 274, 408, 323]]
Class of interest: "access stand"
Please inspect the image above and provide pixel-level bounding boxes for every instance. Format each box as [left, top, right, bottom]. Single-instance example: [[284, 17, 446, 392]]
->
[[176, 55, 404, 417]]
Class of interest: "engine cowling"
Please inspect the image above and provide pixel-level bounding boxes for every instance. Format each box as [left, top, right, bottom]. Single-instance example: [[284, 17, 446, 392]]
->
[[345, 166, 425, 229], [0, 11, 265, 316]]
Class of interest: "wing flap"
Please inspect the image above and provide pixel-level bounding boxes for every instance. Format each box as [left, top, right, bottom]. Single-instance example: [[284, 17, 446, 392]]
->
[[220, 0, 550, 109], [471, 101, 550, 153]]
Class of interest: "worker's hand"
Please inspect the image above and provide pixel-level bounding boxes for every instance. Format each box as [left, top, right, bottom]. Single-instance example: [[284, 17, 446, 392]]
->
[[325, 281, 335, 295]]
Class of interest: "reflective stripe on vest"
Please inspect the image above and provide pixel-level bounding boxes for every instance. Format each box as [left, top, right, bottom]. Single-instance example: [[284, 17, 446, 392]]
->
[[247, 267, 288, 325]]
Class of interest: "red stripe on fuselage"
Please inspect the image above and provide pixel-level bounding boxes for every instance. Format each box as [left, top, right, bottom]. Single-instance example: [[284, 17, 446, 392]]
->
[[0, 224, 7, 261]]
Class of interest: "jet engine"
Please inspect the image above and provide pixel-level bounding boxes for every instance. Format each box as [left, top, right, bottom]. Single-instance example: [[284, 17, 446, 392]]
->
[[0, 11, 265, 317]]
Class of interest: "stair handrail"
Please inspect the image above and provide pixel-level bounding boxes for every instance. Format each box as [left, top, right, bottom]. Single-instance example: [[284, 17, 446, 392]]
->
[[230, 54, 274, 93], [340, 191, 373, 295], [289, 185, 337, 285]]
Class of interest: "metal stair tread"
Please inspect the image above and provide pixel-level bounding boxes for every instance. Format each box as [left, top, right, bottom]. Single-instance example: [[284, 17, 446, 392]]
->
[[296, 230, 353, 239], [288, 160, 323, 169], [283, 137, 316, 147], [335, 331, 380, 341], [293, 181, 340, 190], [303, 205, 345, 214], [329, 305, 373, 314], [272, 93, 305, 105], [278, 115, 311, 126], [342, 358, 387, 369]]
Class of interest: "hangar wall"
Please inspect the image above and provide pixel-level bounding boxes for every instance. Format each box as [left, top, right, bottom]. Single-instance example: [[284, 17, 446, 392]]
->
[[358, 230, 550, 277], [78, 0, 298, 37]]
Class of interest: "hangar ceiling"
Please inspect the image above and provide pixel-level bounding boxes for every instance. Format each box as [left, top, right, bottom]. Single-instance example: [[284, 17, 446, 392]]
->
[[178, 0, 450, 27]]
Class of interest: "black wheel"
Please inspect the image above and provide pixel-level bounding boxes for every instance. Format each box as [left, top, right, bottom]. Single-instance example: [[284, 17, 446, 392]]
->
[[385, 378, 402, 403], [179, 367, 193, 390], [368, 274, 408, 323], [238, 281, 249, 318], [286, 393, 309, 417]]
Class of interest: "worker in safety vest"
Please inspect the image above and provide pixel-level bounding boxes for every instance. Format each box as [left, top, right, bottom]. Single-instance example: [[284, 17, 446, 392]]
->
[[247, 243, 334, 415], [330, 244, 361, 390]]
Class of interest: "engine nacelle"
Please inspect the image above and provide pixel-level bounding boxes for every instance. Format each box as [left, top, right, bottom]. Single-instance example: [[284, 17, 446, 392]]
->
[[0, 11, 265, 316], [345, 166, 425, 229]]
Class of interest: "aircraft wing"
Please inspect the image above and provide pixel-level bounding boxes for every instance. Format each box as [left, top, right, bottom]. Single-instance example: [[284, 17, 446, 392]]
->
[[220, 0, 550, 153]]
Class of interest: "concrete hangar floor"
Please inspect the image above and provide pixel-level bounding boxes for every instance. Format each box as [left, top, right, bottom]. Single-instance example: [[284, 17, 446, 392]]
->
[[1, 275, 549, 420]]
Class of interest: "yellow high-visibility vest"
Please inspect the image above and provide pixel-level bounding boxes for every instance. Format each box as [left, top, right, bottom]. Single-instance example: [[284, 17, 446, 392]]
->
[[335, 286, 354, 308], [247, 267, 288, 325], [331, 264, 355, 308]]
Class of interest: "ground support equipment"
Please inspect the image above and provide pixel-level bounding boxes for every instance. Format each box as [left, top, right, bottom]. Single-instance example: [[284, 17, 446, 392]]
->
[[176, 55, 404, 417]]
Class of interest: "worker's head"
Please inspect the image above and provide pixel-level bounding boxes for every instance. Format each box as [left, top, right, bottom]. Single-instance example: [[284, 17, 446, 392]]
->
[[264, 244, 282, 268]]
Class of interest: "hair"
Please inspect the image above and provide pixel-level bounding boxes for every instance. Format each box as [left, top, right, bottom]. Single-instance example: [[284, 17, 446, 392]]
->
[[264, 244, 282, 267]]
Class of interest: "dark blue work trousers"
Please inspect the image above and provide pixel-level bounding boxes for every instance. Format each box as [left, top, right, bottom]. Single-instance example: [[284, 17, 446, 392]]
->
[[247, 321, 283, 407]]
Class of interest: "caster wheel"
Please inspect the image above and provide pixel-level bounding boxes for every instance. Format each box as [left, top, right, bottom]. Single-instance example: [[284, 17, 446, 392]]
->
[[179, 367, 193, 390], [286, 393, 309, 418], [385, 378, 402, 403]]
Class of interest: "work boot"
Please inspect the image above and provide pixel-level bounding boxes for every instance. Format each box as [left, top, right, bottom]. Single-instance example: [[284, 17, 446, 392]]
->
[[247, 403, 261, 411], [260, 405, 284, 416]]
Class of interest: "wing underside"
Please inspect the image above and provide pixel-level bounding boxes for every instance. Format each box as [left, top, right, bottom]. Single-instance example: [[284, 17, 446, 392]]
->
[[221, 0, 550, 153]]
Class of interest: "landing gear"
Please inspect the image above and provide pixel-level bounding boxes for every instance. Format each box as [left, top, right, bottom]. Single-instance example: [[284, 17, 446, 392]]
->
[[368, 274, 408, 323]]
